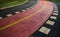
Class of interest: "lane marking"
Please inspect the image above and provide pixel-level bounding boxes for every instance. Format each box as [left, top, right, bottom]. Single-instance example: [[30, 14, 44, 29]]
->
[[53, 13, 58, 15], [6, 14, 13, 17], [54, 7, 58, 9], [39, 27, 51, 35], [30, 7, 33, 9], [54, 9, 58, 11], [46, 20, 55, 26], [54, 6, 58, 9], [26, 8, 30, 10], [22, 9, 26, 12], [50, 16, 57, 19], [15, 12, 20, 14], [0, 17, 3, 19], [0, 2, 46, 30], [54, 10, 58, 13]]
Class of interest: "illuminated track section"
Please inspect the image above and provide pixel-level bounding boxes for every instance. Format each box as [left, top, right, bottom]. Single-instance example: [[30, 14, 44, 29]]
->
[[0, 0, 54, 37]]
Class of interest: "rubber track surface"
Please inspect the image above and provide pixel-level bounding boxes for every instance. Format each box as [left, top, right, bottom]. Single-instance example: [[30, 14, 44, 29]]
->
[[0, 0, 53, 37]]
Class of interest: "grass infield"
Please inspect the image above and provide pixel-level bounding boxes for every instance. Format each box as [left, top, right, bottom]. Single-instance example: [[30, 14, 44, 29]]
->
[[0, 0, 28, 9]]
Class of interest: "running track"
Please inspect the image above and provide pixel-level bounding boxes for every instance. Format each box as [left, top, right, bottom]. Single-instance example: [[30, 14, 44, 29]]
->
[[0, 0, 54, 37]]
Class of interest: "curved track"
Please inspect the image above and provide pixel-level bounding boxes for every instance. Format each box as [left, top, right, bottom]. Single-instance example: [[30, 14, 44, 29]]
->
[[0, 0, 54, 37], [30, 3, 59, 37]]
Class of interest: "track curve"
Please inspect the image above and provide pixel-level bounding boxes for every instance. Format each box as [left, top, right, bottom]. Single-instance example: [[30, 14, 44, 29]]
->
[[0, 0, 54, 37]]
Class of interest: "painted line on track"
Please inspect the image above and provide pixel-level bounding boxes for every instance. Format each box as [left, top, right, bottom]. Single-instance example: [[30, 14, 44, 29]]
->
[[0, 2, 46, 30]]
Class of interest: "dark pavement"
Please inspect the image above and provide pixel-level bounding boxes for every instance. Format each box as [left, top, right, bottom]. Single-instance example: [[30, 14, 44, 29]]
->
[[52, 3, 60, 37]]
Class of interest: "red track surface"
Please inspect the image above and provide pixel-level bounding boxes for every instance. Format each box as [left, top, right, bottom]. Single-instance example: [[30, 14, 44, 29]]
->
[[0, 0, 53, 37], [40, 0, 47, 1]]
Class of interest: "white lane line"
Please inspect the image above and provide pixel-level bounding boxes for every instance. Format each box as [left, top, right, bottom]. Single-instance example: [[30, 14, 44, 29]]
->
[[0, 17, 3, 19], [53, 13, 58, 15], [54, 9, 58, 11], [53, 3, 57, 9], [39, 27, 51, 35], [6, 14, 12, 17], [15, 12, 20, 14], [30, 7, 33, 9], [50, 16, 57, 19], [22, 9, 26, 12], [54, 6, 58, 9], [46, 20, 55, 26], [54, 10, 58, 13], [54, 7, 58, 9], [26, 8, 30, 10]]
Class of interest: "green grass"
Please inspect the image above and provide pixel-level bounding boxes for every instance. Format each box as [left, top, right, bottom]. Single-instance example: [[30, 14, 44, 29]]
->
[[0, 0, 28, 9]]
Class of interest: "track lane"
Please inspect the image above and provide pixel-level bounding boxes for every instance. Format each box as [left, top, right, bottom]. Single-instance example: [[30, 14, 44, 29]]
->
[[0, 0, 54, 37], [0, 1, 43, 29]]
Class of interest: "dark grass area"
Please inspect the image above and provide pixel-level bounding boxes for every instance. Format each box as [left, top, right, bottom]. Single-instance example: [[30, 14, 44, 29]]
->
[[0, 0, 27, 8]]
